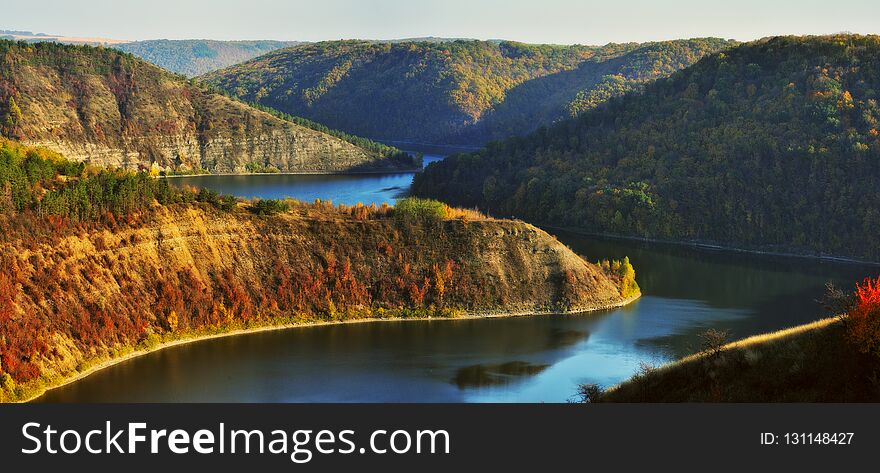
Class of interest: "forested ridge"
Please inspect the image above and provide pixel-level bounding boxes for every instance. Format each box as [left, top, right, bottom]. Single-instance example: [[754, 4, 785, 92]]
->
[[115, 39, 300, 77], [203, 38, 734, 144], [412, 35, 880, 261]]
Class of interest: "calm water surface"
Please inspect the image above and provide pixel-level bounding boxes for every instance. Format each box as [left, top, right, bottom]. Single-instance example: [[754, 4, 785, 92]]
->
[[168, 154, 444, 206], [37, 151, 876, 402]]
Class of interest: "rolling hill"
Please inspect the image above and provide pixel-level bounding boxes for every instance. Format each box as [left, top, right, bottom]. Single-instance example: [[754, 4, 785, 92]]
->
[[411, 35, 880, 260], [202, 38, 735, 144], [115, 39, 301, 77]]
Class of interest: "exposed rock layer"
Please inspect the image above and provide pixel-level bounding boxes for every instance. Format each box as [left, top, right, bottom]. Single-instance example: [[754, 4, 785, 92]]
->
[[0, 41, 408, 173], [0, 204, 636, 402]]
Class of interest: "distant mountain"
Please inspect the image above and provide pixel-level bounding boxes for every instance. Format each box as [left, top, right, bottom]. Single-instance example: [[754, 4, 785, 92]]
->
[[412, 35, 880, 260], [203, 38, 735, 144], [0, 29, 127, 46], [115, 39, 302, 77], [0, 40, 415, 174]]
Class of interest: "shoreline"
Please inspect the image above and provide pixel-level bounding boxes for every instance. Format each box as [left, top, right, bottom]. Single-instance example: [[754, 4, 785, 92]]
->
[[162, 168, 423, 179], [377, 139, 483, 151], [542, 225, 880, 267], [21, 294, 640, 403]]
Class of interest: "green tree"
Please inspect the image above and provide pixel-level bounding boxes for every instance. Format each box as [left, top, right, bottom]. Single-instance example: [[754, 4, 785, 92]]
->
[[3, 96, 22, 130]]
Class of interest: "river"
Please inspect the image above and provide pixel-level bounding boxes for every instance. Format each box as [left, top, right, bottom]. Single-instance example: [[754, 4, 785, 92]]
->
[[35, 150, 876, 402], [164, 154, 445, 206]]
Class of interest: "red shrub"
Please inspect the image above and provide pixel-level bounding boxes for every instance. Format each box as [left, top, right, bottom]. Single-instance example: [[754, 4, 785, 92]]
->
[[0, 271, 15, 325], [847, 276, 880, 357]]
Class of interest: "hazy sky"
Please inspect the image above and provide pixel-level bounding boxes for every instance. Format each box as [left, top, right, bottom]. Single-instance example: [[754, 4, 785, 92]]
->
[[4, 0, 880, 44]]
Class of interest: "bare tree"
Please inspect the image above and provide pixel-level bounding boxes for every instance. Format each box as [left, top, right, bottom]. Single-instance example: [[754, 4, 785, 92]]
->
[[700, 328, 729, 358]]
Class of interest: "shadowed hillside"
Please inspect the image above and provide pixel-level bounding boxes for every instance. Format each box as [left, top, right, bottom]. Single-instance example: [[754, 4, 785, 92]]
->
[[203, 38, 734, 144], [116, 39, 301, 77], [413, 35, 880, 260]]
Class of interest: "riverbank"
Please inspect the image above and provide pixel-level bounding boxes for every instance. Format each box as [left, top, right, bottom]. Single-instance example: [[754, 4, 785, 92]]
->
[[162, 167, 422, 179], [597, 316, 880, 402], [377, 140, 482, 152], [20, 294, 640, 403], [543, 225, 880, 267]]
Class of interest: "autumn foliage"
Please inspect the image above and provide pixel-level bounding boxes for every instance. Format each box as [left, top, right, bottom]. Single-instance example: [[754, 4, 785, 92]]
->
[[0, 141, 627, 402], [847, 276, 880, 357], [597, 257, 640, 299]]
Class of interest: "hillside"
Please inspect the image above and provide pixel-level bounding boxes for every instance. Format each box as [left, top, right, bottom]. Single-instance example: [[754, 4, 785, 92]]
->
[[202, 38, 734, 144], [596, 318, 880, 402], [115, 40, 301, 77], [0, 40, 416, 174], [412, 35, 880, 261], [0, 140, 639, 402]]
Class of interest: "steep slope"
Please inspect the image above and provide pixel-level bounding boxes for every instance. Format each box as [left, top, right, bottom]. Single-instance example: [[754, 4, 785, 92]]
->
[[412, 35, 880, 261], [460, 38, 737, 143], [0, 140, 638, 402], [202, 39, 733, 144], [115, 40, 301, 77], [0, 40, 416, 174]]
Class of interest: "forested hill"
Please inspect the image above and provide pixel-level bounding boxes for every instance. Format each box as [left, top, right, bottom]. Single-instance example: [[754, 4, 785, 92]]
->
[[115, 40, 301, 77], [411, 35, 880, 261], [0, 139, 637, 401], [0, 40, 415, 173], [202, 38, 734, 144]]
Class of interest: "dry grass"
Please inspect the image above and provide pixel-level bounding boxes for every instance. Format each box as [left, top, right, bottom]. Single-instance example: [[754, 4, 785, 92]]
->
[[599, 317, 880, 402]]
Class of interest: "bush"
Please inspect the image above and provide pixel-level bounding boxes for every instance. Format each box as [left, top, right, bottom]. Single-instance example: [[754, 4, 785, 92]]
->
[[196, 188, 237, 211], [244, 162, 280, 174], [597, 256, 640, 298], [700, 328, 730, 357], [574, 383, 605, 403], [847, 276, 880, 358], [617, 256, 639, 298], [394, 198, 448, 222], [248, 199, 290, 216]]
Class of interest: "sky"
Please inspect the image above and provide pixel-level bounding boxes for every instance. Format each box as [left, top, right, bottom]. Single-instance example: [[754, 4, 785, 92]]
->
[[3, 0, 880, 44]]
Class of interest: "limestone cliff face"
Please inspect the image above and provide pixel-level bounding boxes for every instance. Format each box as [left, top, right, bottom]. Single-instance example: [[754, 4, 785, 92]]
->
[[23, 123, 390, 174], [0, 41, 411, 173], [0, 204, 635, 398]]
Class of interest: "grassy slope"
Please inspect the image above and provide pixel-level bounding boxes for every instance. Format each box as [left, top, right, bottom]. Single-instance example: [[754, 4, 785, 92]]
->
[[601, 318, 880, 402]]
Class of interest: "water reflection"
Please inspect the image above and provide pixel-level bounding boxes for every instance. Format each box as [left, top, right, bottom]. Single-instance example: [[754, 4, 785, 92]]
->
[[453, 361, 551, 388]]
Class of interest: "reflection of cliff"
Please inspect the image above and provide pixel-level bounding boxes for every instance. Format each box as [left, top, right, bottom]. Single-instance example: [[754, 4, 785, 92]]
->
[[453, 361, 550, 388], [0, 40, 412, 173]]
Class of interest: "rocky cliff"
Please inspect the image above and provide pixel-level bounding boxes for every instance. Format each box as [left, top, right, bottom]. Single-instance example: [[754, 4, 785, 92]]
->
[[0, 200, 637, 401], [0, 40, 413, 173]]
